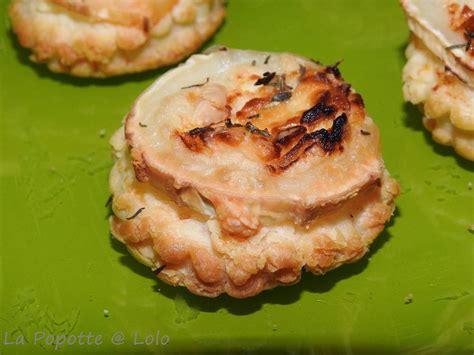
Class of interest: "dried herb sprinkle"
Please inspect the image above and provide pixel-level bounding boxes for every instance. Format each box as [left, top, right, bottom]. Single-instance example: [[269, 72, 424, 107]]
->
[[154, 264, 167, 275], [245, 122, 271, 138], [254, 72, 276, 86], [247, 114, 260, 119], [126, 207, 145, 220], [272, 91, 292, 102], [105, 194, 113, 208], [181, 77, 209, 89]]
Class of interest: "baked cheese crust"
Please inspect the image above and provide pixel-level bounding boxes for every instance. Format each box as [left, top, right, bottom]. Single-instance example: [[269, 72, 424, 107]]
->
[[109, 48, 399, 297]]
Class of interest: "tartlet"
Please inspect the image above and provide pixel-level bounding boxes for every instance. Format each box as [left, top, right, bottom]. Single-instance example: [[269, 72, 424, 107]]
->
[[401, 0, 474, 160], [109, 48, 399, 298], [9, 0, 226, 77]]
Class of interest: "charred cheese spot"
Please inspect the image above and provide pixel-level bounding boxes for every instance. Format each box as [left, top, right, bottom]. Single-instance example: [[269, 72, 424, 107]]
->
[[236, 97, 272, 119], [142, 17, 150, 33], [215, 128, 246, 146], [275, 125, 307, 146], [448, 3, 474, 55], [300, 91, 336, 124], [177, 66, 355, 172], [268, 114, 348, 173], [179, 127, 215, 153]]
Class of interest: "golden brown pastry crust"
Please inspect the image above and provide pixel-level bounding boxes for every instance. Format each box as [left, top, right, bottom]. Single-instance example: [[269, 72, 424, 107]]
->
[[109, 132, 399, 298], [49, 0, 177, 27], [108, 49, 399, 298], [403, 37, 474, 161], [9, 0, 226, 77]]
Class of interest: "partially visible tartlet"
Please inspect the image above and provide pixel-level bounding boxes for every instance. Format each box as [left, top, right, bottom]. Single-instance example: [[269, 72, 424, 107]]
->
[[108, 48, 399, 298], [401, 0, 474, 160], [9, 0, 226, 77]]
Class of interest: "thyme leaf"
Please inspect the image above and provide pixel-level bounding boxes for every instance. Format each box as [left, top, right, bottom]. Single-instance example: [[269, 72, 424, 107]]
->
[[154, 264, 167, 275], [254, 72, 276, 86], [105, 194, 113, 208], [272, 91, 292, 102], [245, 122, 271, 138], [225, 118, 243, 128], [126, 207, 145, 220], [446, 42, 470, 50], [299, 65, 307, 78], [189, 126, 215, 136], [181, 77, 209, 89]]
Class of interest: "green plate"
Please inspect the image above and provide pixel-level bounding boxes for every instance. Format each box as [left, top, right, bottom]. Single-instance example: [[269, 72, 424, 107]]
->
[[1, 0, 473, 353]]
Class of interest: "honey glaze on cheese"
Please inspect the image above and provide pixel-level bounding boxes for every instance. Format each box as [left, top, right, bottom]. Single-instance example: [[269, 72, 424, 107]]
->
[[177, 62, 366, 174]]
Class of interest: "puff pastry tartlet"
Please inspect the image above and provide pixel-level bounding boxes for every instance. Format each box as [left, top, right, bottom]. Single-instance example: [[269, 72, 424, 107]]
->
[[9, 0, 226, 77], [401, 0, 474, 160], [109, 48, 399, 298]]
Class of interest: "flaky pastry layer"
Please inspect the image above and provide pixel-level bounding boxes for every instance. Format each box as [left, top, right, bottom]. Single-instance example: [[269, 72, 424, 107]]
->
[[109, 129, 399, 298], [403, 37, 474, 160], [9, 0, 225, 77]]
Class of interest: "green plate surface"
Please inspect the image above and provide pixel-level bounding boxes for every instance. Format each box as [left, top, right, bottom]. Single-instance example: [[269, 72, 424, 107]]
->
[[1, 0, 473, 353]]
